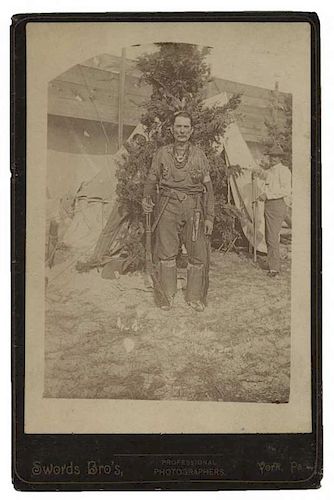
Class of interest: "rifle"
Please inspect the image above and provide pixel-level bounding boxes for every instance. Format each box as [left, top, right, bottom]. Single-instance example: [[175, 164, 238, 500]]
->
[[145, 209, 171, 308]]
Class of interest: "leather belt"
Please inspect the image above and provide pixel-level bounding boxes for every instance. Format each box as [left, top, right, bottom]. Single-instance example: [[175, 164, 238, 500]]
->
[[160, 189, 203, 202]]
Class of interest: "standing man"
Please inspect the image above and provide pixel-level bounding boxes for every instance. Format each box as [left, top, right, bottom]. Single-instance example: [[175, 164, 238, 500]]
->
[[142, 111, 214, 312], [257, 144, 292, 277]]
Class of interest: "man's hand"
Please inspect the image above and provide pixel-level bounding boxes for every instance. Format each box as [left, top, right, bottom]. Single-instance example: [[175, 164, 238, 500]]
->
[[252, 167, 267, 180], [257, 192, 267, 202], [142, 197, 155, 214], [204, 219, 213, 236]]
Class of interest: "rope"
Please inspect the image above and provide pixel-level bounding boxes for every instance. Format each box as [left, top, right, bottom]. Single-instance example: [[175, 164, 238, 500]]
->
[[78, 65, 113, 152], [223, 148, 252, 223]]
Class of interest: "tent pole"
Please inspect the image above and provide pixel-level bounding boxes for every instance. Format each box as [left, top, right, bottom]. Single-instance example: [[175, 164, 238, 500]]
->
[[224, 149, 231, 204], [252, 173, 258, 263], [227, 174, 231, 204], [118, 48, 126, 149]]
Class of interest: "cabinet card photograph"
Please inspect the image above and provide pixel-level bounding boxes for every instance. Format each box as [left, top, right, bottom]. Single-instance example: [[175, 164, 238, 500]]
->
[[10, 16, 322, 491]]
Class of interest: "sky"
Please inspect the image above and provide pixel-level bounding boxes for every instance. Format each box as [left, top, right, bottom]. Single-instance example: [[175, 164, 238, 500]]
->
[[121, 23, 308, 95]]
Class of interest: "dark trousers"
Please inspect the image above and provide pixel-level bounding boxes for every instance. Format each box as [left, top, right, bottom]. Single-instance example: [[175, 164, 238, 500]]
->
[[264, 198, 287, 272], [154, 196, 209, 302]]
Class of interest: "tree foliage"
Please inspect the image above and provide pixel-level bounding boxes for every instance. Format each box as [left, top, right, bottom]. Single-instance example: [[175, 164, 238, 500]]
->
[[116, 43, 241, 267], [262, 92, 292, 168]]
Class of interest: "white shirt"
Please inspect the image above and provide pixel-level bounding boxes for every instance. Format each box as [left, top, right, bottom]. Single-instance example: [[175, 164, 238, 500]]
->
[[264, 163, 292, 204]]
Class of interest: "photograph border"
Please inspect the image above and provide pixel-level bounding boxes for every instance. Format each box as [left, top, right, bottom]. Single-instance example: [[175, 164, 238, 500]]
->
[[11, 11, 322, 491]]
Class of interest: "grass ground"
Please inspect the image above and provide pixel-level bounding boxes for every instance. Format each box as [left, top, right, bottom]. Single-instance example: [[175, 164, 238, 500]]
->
[[45, 248, 291, 402]]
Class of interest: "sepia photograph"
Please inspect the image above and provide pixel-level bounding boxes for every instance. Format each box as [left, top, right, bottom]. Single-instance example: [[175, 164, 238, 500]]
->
[[22, 20, 312, 435], [44, 43, 292, 403]]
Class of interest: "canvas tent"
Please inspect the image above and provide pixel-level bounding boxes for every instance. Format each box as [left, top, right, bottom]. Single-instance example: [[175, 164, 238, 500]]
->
[[60, 151, 122, 251], [58, 123, 147, 254], [204, 93, 267, 253]]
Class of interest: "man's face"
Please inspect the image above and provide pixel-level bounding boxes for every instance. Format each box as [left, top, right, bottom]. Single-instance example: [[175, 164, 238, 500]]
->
[[172, 116, 193, 143]]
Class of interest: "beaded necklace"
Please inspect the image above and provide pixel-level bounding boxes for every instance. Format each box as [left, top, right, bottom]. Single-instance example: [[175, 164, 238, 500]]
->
[[173, 143, 190, 169]]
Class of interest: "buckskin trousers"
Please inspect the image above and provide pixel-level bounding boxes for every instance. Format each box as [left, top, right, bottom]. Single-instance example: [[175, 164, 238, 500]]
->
[[154, 196, 209, 303], [264, 198, 287, 272]]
